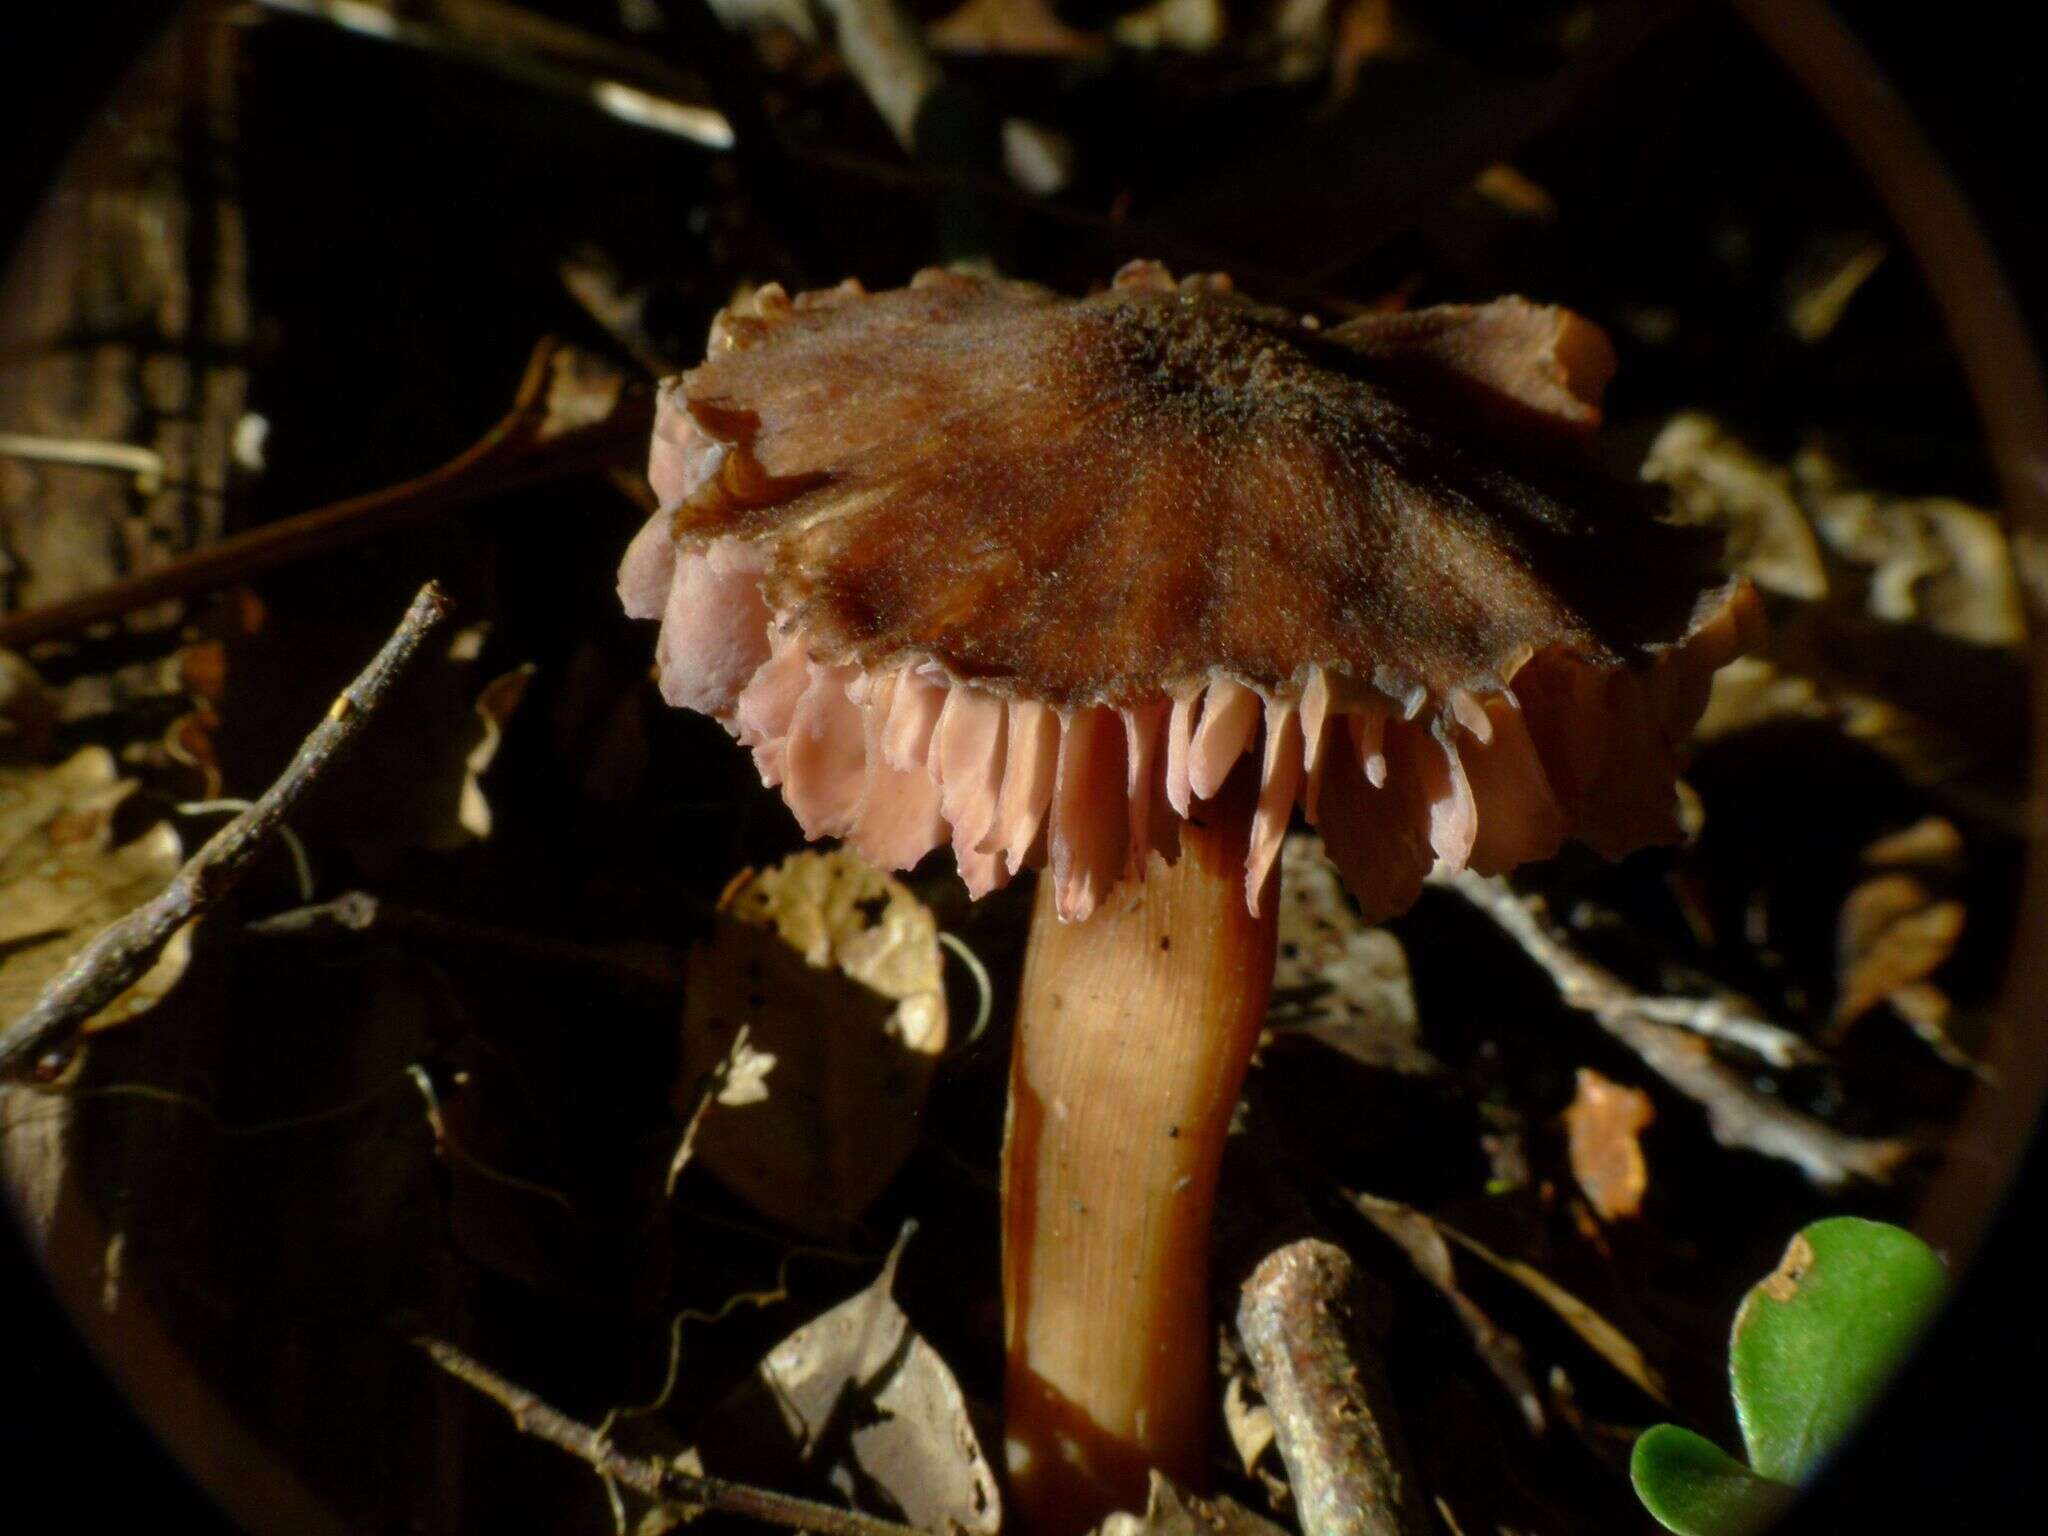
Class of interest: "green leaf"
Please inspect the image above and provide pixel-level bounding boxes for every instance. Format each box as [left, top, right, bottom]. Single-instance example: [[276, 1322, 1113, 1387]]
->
[[1729, 1217, 1948, 1485], [1630, 1425, 1797, 1536]]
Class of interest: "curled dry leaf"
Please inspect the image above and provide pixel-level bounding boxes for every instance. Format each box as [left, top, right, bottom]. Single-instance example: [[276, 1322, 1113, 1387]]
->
[[1267, 833, 1434, 1075], [1092, 1474, 1291, 1536], [332, 624, 535, 859], [678, 846, 947, 1234], [457, 663, 535, 840], [1644, 415, 1827, 602], [704, 1227, 1001, 1534], [1350, 1192, 1548, 1433], [1860, 815, 1964, 872], [0, 747, 190, 1033], [1833, 873, 1969, 1069], [1563, 1067, 1656, 1223], [926, 0, 1102, 57], [1352, 1192, 1667, 1414], [1797, 447, 2024, 648]]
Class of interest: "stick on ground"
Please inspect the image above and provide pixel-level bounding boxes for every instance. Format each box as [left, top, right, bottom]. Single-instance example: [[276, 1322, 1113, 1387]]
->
[[0, 583, 456, 1080], [1237, 1239, 1429, 1536], [1439, 871, 1909, 1188], [418, 1335, 925, 1536]]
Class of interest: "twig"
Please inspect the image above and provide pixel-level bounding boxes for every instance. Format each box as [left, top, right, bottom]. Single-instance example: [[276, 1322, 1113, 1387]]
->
[[1236, 1239, 1429, 1536], [245, 890, 685, 1001], [0, 584, 456, 1081], [0, 343, 645, 650], [418, 1336, 925, 1536], [1439, 871, 1909, 1188]]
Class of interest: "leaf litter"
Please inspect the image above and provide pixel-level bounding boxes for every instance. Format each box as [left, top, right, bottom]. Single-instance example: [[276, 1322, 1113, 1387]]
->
[[0, 10, 2022, 1535]]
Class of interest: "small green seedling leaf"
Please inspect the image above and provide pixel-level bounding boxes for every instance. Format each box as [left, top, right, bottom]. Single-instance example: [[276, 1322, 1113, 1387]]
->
[[1729, 1216, 1948, 1485], [1630, 1425, 1796, 1536]]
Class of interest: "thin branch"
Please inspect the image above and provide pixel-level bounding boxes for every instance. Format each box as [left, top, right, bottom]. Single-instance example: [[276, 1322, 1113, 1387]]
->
[[418, 1336, 925, 1536], [1237, 1239, 1429, 1536], [0, 342, 645, 650], [1438, 871, 1910, 1189], [0, 584, 456, 1081], [245, 890, 685, 1002]]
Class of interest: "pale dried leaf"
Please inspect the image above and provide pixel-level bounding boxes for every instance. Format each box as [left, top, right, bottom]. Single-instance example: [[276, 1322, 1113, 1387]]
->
[[1799, 448, 2024, 647], [705, 1228, 1001, 1533], [1354, 1191, 1667, 1409], [1834, 873, 1965, 1031], [457, 663, 534, 840], [1785, 236, 1886, 343], [1563, 1068, 1656, 1223], [1643, 414, 1828, 601], [1351, 1192, 1547, 1432], [1861, 815, 1964, 872], [928, 0, 1102, 56], [1093, 1474, 1291, 1536], [1114, 0, 1225, 52], [1269, 833, 1434, 1075], [679, 847, 946, 1233], [1222, 1370, 1277, 1479], [0, 747, 189, 1033]]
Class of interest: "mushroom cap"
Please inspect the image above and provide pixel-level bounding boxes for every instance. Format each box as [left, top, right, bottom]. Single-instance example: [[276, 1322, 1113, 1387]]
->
[[621, 263, 1762, 923]]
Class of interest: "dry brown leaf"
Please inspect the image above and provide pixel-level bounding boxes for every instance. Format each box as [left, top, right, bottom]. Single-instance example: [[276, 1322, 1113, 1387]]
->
[[1834, 873, 1964, 1025], [456, 663, 534, 840], [1114, 0, 1225, 52], [1798, 448, 2025, 647], [0, 747, 189, 1034], [1643, 414, 1828, 601], [1093, 1474, 1292, 1536], [1268, 833, 1435, 1075], [334, 625, 534, 862], [1221, 1369, 1278, 1480], [927, 0, 1103, 57], [1785, 235, 1886, 343], [678, 847, 946, 1234], [1350, 1192, 1547, 1432], [1353, 1191, 1667, 1410], [704, 1227, 1001, 1534], [1834, 872, 1966, 1042], [1861, 815, 1965, 872], [1562, 1068, 1656, 1223]]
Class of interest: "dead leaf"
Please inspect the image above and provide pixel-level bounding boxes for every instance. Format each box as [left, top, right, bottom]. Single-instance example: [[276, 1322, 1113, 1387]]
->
[[1472, 163, 1557, 221], [1562, 1068, 1655, 1223], [704, 1226, 1001, 1533], [456, 663, 534, 840], [334, 624, 534, 862], [1350, 1192, 1547, 1432], [1834, 873, 1969, 1072], [1643, 414, 1828, 601], [1834, 873, 1963, 1026], [1861, 815, 1964, 872], [1222, 1369, 1278, 1479], [1114, 0, 1226, 52], [1352, 1192, 1667, 1413], [1798, 448, 2025, 647], [678, 847, 947, 1234], [1268, 833, 1435, 1075], [928, 0, 1103, 57], [1785, 234, 1886, 343], [1093, 1474, 1291, 1536], [0, 747, 189, 1033]]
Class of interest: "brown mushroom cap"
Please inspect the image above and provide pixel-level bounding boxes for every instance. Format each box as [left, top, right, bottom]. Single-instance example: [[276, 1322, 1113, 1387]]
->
[[621, 263, 1762, 923]]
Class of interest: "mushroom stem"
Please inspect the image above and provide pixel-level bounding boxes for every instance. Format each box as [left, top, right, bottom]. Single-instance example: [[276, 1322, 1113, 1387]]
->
[[1002, 773, 1277, 1532]]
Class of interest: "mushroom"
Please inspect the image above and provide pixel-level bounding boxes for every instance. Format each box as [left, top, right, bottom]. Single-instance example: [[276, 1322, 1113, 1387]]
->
[[619, 262, 1763, 1532]]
